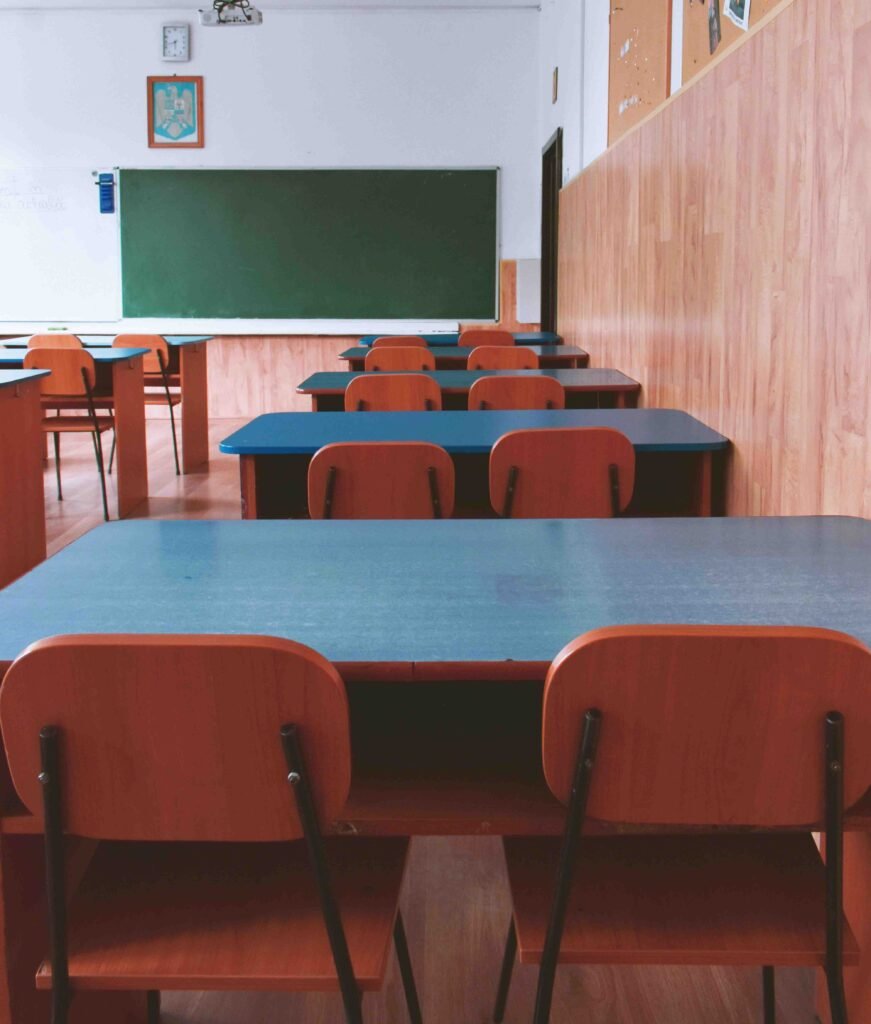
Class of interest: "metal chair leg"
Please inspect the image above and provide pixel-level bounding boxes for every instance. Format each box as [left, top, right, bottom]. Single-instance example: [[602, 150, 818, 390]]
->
[[146, 990, 161, 1023], [762, 966, 776, 1024], [166, 398, 180, 476], [92, 431, 110, 522], [493, 918, 517, 1023], [108, 431, 116, 475], [52, 433, 63, 501], [393, 911, 423, 1024]]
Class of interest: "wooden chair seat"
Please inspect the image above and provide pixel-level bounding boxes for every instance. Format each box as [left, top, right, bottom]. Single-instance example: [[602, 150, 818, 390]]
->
[[41, 415, 114, 433], [504, 833, 859, 968], [36, 837, 410, 993], [43, 398, 114, 411]]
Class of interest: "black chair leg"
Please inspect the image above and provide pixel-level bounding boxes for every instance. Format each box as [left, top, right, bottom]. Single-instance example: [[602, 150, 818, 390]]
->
[[108, 430, 116, 475], [146, 990, 161, 1023], [52, 433, 63, 501], [166, 397, 181, 476], [827, 969, 849, 1024], [393, 911, 423, 1024], [762, 966, 776, 1024], [493, 918, 517, 1023], [92, 431, 110, 522]]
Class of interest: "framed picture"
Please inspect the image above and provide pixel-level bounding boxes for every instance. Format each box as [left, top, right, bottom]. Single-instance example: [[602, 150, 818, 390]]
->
[[147, 76, 204, 148], [723, 0, 751, 30]]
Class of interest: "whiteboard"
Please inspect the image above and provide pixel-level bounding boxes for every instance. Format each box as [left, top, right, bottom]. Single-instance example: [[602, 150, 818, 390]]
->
[[0, 169, 120, 321]]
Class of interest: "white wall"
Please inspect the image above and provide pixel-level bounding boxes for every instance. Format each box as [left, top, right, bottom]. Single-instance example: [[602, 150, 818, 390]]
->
[[538, 0, 582, 184], [0, 6, 539, 324]]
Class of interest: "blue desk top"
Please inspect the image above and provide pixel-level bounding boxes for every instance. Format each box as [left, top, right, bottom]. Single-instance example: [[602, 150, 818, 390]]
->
[[220, 409, 728, 455], [359, 332, 562, 347], [342, 344, 584, 362], [0, 369, 50, 389], [1, 336, 211, 349], [0, 517, 868, 668], [298, 369, 640, 394], [0, 348, 148, 368]]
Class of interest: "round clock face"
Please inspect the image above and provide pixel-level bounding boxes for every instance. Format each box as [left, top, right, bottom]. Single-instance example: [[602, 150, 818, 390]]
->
[[162, 25, 190, 61]]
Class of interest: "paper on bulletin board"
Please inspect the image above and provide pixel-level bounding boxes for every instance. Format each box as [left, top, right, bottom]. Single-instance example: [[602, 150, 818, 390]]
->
[[723, 0, 751, 30]]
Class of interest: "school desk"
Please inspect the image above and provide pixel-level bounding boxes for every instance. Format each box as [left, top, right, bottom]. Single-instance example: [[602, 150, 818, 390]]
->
[[358, 331, 563, 347], [0, 370, 49, 589], [0, 516, 869, 1022], [220, 408, 728, 518], [2, 336, 212, 473], [340, 344, 589, 371], [0, 348, 148, 518], [297, 369, 641, 411]]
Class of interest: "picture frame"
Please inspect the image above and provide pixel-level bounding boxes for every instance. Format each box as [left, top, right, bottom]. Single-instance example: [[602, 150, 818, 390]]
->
[[723, 0, 751, 31], [147, 76, 204, 149]]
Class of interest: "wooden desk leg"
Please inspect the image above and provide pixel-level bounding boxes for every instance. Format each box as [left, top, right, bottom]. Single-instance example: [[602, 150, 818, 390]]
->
[[0, 833, 147, 1024], [614, 392, 626, 409], [180, 343, 209, 473], [0, 381, 46, 588], [240, 455, 258, 519], [694, 452, 713, 517], [312, 396, 320, 412], [816, 832, 871, 1022], [112, 357, 148, 519]]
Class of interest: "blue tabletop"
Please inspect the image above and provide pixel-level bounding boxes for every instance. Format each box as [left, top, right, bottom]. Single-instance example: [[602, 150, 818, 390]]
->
[[341, 344, 584, 362], [220, 409, 728, 456], [298, 369, 640, 393], [359, 332, 562, 347], [0, 517, 868, 668], [0, 369, 50, 389], [0, 348, 148, 368], [1, 336, 211, 349]]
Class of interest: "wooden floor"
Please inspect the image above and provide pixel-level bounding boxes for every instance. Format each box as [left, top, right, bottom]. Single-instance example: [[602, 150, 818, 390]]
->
[[40, 421, 818, 1024]]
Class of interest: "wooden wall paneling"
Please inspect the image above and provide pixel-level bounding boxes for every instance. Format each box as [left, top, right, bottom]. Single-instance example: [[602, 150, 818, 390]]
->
[[558, 0, 871, 521], [682, 0, 785, 84], [205, 336, 353, 418], [608, 0, 673, 145]]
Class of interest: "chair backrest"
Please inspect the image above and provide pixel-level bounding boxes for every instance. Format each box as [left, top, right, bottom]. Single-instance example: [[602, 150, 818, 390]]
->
[[113, 333, 168, 375], [0, 635, 350, 842], [468, 346, 539, 371], [489, 427, 635, 518], [26, 334, 83, 350], [458, 328, 515, 348], [542, 625, 871, 827], [469, 375, 565, 411], [364, 347, 436, 372], [23, 348, 96, 396], [345, 373, 442, 411], [371, 336, 428, 349], [308, 441, 455, 519]]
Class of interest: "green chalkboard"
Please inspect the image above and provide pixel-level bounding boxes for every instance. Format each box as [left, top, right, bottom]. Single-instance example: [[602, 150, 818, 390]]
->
[[119, 169, 498, 319]]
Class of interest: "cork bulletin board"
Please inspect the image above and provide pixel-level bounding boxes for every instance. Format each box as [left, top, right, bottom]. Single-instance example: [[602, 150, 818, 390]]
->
[[608, 0, 673, 145], [682, 0, 783, 83]]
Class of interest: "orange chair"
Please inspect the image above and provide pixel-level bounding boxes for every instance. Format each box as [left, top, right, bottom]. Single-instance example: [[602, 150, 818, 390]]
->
[[489, 427, 635, 518], [345, 373, 442, 412], [113, 335, 181, 475], [468, 376, 564, 411], [0, 635, 423, 1024], [26, 334, 83, 350], [23, 349, 113, 520], [458, 329, 514, 348], [493, 625, 871, 1024], [371, 336, 428, 349], [467, 347, 539, 371], [308, 442, 454, 519], [364, 347, 436, 372]]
